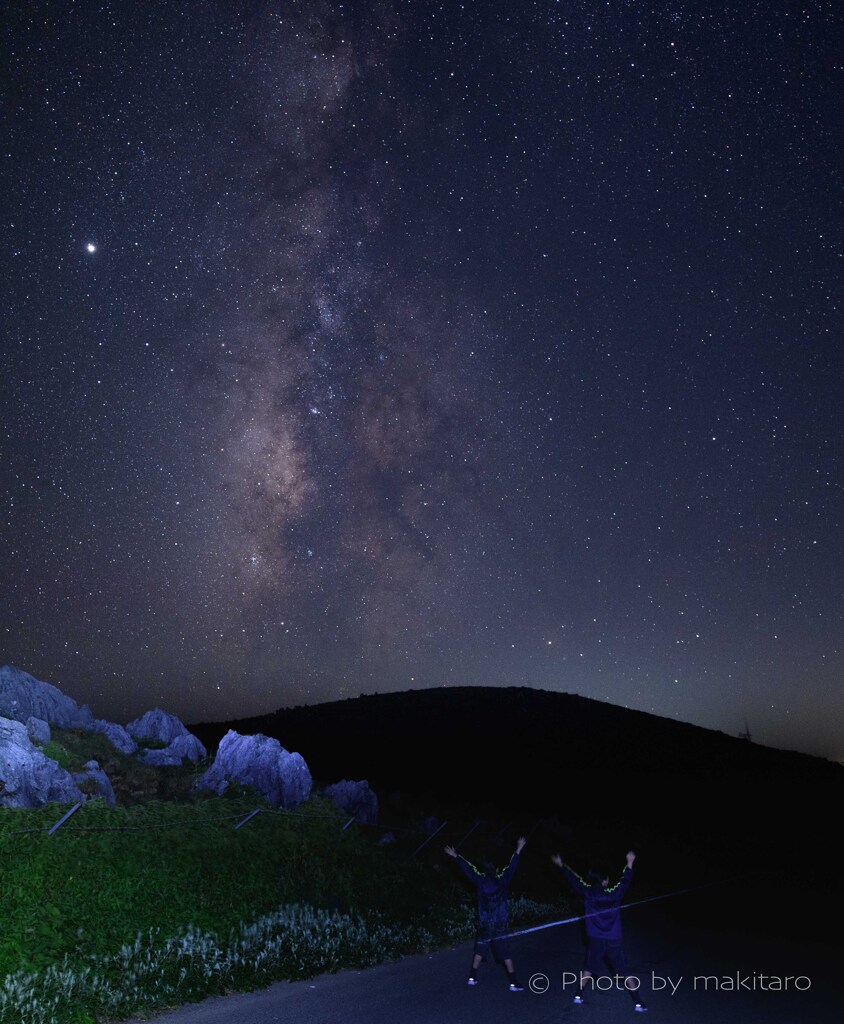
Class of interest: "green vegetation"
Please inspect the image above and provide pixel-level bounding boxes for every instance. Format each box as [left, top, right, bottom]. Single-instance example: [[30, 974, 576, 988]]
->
[[0, 794, 566, 1023], [38, 729, 206, 805], [37, 743, 83, 774]]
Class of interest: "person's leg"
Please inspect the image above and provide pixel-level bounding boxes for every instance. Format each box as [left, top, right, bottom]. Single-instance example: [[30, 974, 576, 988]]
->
[[625, 971, 647, 1011], [503, 958, 523, 989], [468, 938, 486, 983], [492, 938, 523, 989], [607, 942, 647, 1011], [574, 939, 604, 1003], [573, 971, 592, 1003]]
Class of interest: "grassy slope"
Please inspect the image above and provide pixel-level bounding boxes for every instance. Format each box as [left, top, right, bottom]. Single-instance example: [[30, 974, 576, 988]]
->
[[1, 795, 568, 1024], [0, 724, 581, 1019], [0, 795, 467, 976], [0, 726, 570, 1022]]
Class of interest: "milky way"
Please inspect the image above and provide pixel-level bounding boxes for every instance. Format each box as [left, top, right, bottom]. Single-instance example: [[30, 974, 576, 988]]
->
[[2, 1, 840, 758]]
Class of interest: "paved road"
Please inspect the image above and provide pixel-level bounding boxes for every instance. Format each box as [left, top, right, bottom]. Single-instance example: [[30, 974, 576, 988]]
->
[[131, 893, 841, 1024]]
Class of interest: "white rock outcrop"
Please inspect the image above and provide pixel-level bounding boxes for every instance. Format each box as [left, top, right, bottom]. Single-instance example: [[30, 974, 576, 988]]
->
[[197, 730, 311, 808]]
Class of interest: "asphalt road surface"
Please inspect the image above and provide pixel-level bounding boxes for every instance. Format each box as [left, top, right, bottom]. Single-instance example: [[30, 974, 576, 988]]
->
[[130, 883, 841, 1024]]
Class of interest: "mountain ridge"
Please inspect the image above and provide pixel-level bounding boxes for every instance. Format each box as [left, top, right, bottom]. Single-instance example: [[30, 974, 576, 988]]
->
[[190, 685, 842, 831]]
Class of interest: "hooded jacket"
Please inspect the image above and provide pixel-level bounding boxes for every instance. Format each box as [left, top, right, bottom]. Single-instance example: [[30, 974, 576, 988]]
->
[[455, 852, 521, 934], [559, 864, 633, 941]]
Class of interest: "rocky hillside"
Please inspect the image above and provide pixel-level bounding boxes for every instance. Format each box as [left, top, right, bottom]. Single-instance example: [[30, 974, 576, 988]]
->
[[0, 666, 374, 822]]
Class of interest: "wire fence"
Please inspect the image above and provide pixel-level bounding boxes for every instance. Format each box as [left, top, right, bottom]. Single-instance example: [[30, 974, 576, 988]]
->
[[0, 798, 541, 864]]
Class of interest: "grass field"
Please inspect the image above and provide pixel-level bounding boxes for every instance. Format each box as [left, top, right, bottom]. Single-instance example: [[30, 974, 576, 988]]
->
[[0, 781, 565, 1023]]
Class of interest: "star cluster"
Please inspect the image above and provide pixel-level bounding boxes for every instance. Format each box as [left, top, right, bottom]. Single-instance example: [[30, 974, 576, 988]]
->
[[1, 1, 840, 758]]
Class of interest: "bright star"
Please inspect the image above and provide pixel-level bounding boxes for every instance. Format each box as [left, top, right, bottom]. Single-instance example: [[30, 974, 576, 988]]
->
[[86, 243, 97, 253]]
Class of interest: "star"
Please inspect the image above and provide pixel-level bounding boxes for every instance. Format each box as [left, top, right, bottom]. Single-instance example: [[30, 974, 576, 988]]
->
[[86, 243, 97, 253]]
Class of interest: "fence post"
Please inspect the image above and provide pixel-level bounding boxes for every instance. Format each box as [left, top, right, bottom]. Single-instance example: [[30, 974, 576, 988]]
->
[[525, 818, 542, 840], [455, 819, 480, 850], [234, 809, 262, 830], [47, 802, 83, 836], [494, 820, 513, 841], [407, 820, 447, 861]]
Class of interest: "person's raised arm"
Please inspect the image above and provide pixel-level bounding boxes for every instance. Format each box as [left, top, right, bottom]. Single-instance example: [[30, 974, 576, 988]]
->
[[445, 845, 482, 883], [500, 837, 527, 884], [551, 852, 588, 893], [609, 850, 636, 897]]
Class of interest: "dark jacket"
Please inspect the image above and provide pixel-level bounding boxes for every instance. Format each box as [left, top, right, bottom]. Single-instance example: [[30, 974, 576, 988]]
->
[[559, 864, 633, 941], [455, 852, 521, 934]]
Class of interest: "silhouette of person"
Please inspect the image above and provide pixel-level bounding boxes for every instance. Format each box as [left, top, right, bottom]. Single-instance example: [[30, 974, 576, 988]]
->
[[445, 836, 527, 991], [551, 849, 647, 1012]]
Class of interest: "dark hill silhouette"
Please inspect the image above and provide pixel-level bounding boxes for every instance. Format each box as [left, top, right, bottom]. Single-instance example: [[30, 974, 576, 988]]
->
[[191, 686, 841, 867], [193, 687, 843, 948]]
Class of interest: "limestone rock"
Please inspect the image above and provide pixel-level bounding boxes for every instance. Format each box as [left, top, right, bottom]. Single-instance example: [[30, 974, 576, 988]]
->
[[90, 719, 137, 755], [126, 709, 206, 762], [26, 717, 51, 745], [73, 760, 116, 807], [138, 747, 183, 767], [197, 730, 311, 808], [0, 665, 95, 730], [0, 717, 84, 808], [165, 733, 207, 762], [324, 779, 379, 824]]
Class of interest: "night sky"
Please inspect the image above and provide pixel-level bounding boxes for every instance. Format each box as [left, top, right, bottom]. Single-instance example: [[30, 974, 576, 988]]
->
[[2, 2, 841, 760]]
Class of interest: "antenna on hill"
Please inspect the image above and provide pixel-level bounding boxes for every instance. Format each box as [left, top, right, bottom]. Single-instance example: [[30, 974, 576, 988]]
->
[[738, 718, 752, 742]]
